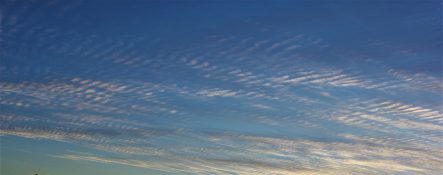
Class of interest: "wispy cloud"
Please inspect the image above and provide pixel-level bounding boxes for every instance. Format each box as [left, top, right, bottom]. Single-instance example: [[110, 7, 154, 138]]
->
[[1, 2, 442, 174]]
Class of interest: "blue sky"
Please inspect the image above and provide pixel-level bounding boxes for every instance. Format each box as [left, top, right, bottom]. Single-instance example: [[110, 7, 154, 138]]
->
[[1, 0, 442, 174]]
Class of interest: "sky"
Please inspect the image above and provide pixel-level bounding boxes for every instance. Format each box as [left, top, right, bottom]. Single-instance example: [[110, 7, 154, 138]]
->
[[0, 0, 442, 175]]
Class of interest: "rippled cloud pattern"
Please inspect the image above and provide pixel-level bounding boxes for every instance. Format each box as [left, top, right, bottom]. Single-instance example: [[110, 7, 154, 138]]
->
[[1, 1, 442, 175]]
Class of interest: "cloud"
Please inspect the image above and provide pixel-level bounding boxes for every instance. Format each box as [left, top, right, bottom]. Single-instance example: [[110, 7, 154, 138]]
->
[[250, 103, 272, 110], [1, 6, 442, 174], [51, 132, 442, 175], [197, 89, 238, 97]]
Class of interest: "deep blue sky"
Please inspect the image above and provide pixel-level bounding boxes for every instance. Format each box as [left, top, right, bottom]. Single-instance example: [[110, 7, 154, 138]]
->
[[1, 0, 442, 175]]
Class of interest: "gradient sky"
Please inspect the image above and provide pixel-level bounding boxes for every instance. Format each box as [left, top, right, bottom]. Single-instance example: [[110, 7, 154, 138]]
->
[[1, 0, 442, 175]]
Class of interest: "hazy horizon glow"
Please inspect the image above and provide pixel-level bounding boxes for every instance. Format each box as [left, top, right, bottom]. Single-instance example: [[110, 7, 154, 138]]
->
[[1, 0, 442, 175]]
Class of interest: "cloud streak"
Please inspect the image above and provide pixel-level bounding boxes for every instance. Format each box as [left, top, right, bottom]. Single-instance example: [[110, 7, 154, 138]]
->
[[1, 1, 442, 174]]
